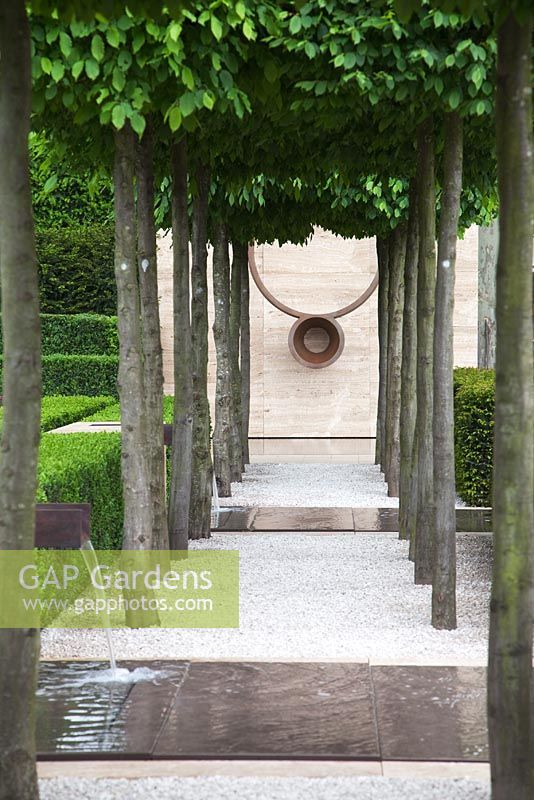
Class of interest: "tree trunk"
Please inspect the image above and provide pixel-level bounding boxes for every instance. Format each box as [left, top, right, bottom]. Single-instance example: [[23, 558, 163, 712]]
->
[[414, 117, 436, 586], [136, 121, 168, 551], [384, 224, 406, 496], [240, 243, 251, 465], [229, 241, 244, 481], [399, 181, 419, 543], [375, 236, 389, 469], [488, 14, 534, 800], [189, 164, 212, 539], [168, 138, 192, 550], [0, 4, 40, 798], [212, 224, 233, 497], [114, 124, 152, 550], [431, 112, 463, 630]]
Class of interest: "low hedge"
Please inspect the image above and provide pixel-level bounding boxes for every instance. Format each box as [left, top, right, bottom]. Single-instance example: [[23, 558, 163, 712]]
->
[[38, 432, 123, 550], [454, 367, 494, 507], [0, 396, 114, 434], [84, 395, 174, 422]]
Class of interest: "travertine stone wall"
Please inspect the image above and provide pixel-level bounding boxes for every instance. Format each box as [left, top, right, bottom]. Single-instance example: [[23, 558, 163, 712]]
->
[[157, 226, 478, 462]]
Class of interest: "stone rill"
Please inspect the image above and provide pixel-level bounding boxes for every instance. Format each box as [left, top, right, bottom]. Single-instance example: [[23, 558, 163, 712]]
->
[[36, 661, 491, 761]]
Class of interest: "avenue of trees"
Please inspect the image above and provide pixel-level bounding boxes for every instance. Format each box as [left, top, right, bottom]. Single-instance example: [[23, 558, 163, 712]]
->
[[0, 1, 531, 799]]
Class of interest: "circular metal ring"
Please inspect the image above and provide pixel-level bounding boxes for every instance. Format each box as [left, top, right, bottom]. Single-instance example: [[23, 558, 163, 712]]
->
[[288, 315, 345, 369]]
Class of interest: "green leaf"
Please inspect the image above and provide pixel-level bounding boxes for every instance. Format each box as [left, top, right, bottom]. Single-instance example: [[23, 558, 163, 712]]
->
[[41, 57, 52, 75], [51, 62, 65, 82], [289, 16, 302, 34], [179, 92, 196, 117], [112, 104, 126, 129], [112, 67, 126, 92], [85, 59, 100, 80], [181, 66, 195, 91], [130, 112, 146, 136], [210, 15, 223, 41], [43, 174, 58, 193], [219, 70, 233, 92], [91, 34, 105, 62], [448, 88, 461, 110], [344, 52, 357, 69], [117, 51, 132, 71], [168, 106, 182, 132], [106, 28, 120, 48], [243, 19, 254, 40], [202, 91, 215, 110], [72, 60, 84, 79], [59, 32, 72, 57], [132, 31, 145, 53], [304, 41, 317, 59]]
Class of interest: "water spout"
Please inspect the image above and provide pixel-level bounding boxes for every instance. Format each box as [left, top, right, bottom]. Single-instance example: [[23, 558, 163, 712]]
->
[[79, 541, 117, 674]]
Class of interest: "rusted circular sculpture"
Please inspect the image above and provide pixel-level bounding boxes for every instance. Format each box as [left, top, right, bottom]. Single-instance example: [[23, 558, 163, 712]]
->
[[248, 244, 378, 368], [289, 315, 345, 368]]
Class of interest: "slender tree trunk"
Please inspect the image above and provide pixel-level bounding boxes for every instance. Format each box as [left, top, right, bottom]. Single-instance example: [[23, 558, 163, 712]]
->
[[136, 121, 168, 551], [432, 112, 463, 630], [375, 236, 389, 469], [0, 4, 40, 798], [189, 164, 212, 539], [114, 124, 152, 550], [229, 241, 244, 481], [168, 139, 192, 550], [414, 117, 436, 585], [240, 243, 251, 465], [488, 14, 534, 800], [399, 181, 419, 542], [212, 224, 233, 497], [384, 224, 406, 496]]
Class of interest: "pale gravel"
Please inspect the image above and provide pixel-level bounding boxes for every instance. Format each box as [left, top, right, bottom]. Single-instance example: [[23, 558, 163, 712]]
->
[[39, 776, 490, 800], [41, 532, 491, 664], [222, 463, 399, 508]]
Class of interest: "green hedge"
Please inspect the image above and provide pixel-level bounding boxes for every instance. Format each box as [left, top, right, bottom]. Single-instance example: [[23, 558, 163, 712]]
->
[[36, 224, 116, 315], [0, 355, 119, 397], [0, 396, 113, 433], [35, 314, 117, 356], [38, 433, 123, 550], [84, 395, 174, 422], [454, 367, 494, 507]]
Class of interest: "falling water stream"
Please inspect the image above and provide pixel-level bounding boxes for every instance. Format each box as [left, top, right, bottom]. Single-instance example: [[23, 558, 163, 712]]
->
[[79, 541, 117, 675]]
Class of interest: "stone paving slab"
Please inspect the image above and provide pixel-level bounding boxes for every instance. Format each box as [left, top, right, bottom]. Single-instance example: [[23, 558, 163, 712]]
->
[[214, 508, 492, 533], [37, 662, 492, 762]]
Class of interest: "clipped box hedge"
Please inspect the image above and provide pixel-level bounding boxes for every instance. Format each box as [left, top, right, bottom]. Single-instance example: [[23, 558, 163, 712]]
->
[[454, 367, 494, 507], [38, 432, 123, 550], [0, 356, 118, 397], [83, 395, 175, 422], [0, 396, 114, 435], [0, 313, 118, 357], [2, 355, 120, 397]]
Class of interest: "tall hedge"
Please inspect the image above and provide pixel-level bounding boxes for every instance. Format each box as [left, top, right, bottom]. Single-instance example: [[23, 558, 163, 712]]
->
[[454, 368, 495, 507], [36, 224, 116, 315], [0, 313, 118, 356], [0, 355, 118, 397], [38, 433, 123, 549]]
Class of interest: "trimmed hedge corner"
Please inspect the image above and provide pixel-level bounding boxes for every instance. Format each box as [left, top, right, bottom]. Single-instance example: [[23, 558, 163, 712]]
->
[[38, 432, 123, 549], [454, 367, 494, 507]]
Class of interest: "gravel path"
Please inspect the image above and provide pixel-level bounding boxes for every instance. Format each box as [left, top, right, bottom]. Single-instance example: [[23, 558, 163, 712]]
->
[[42, 532, 491, 664], [39, 776, 490, 800], [222, 463, 399, 508]]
